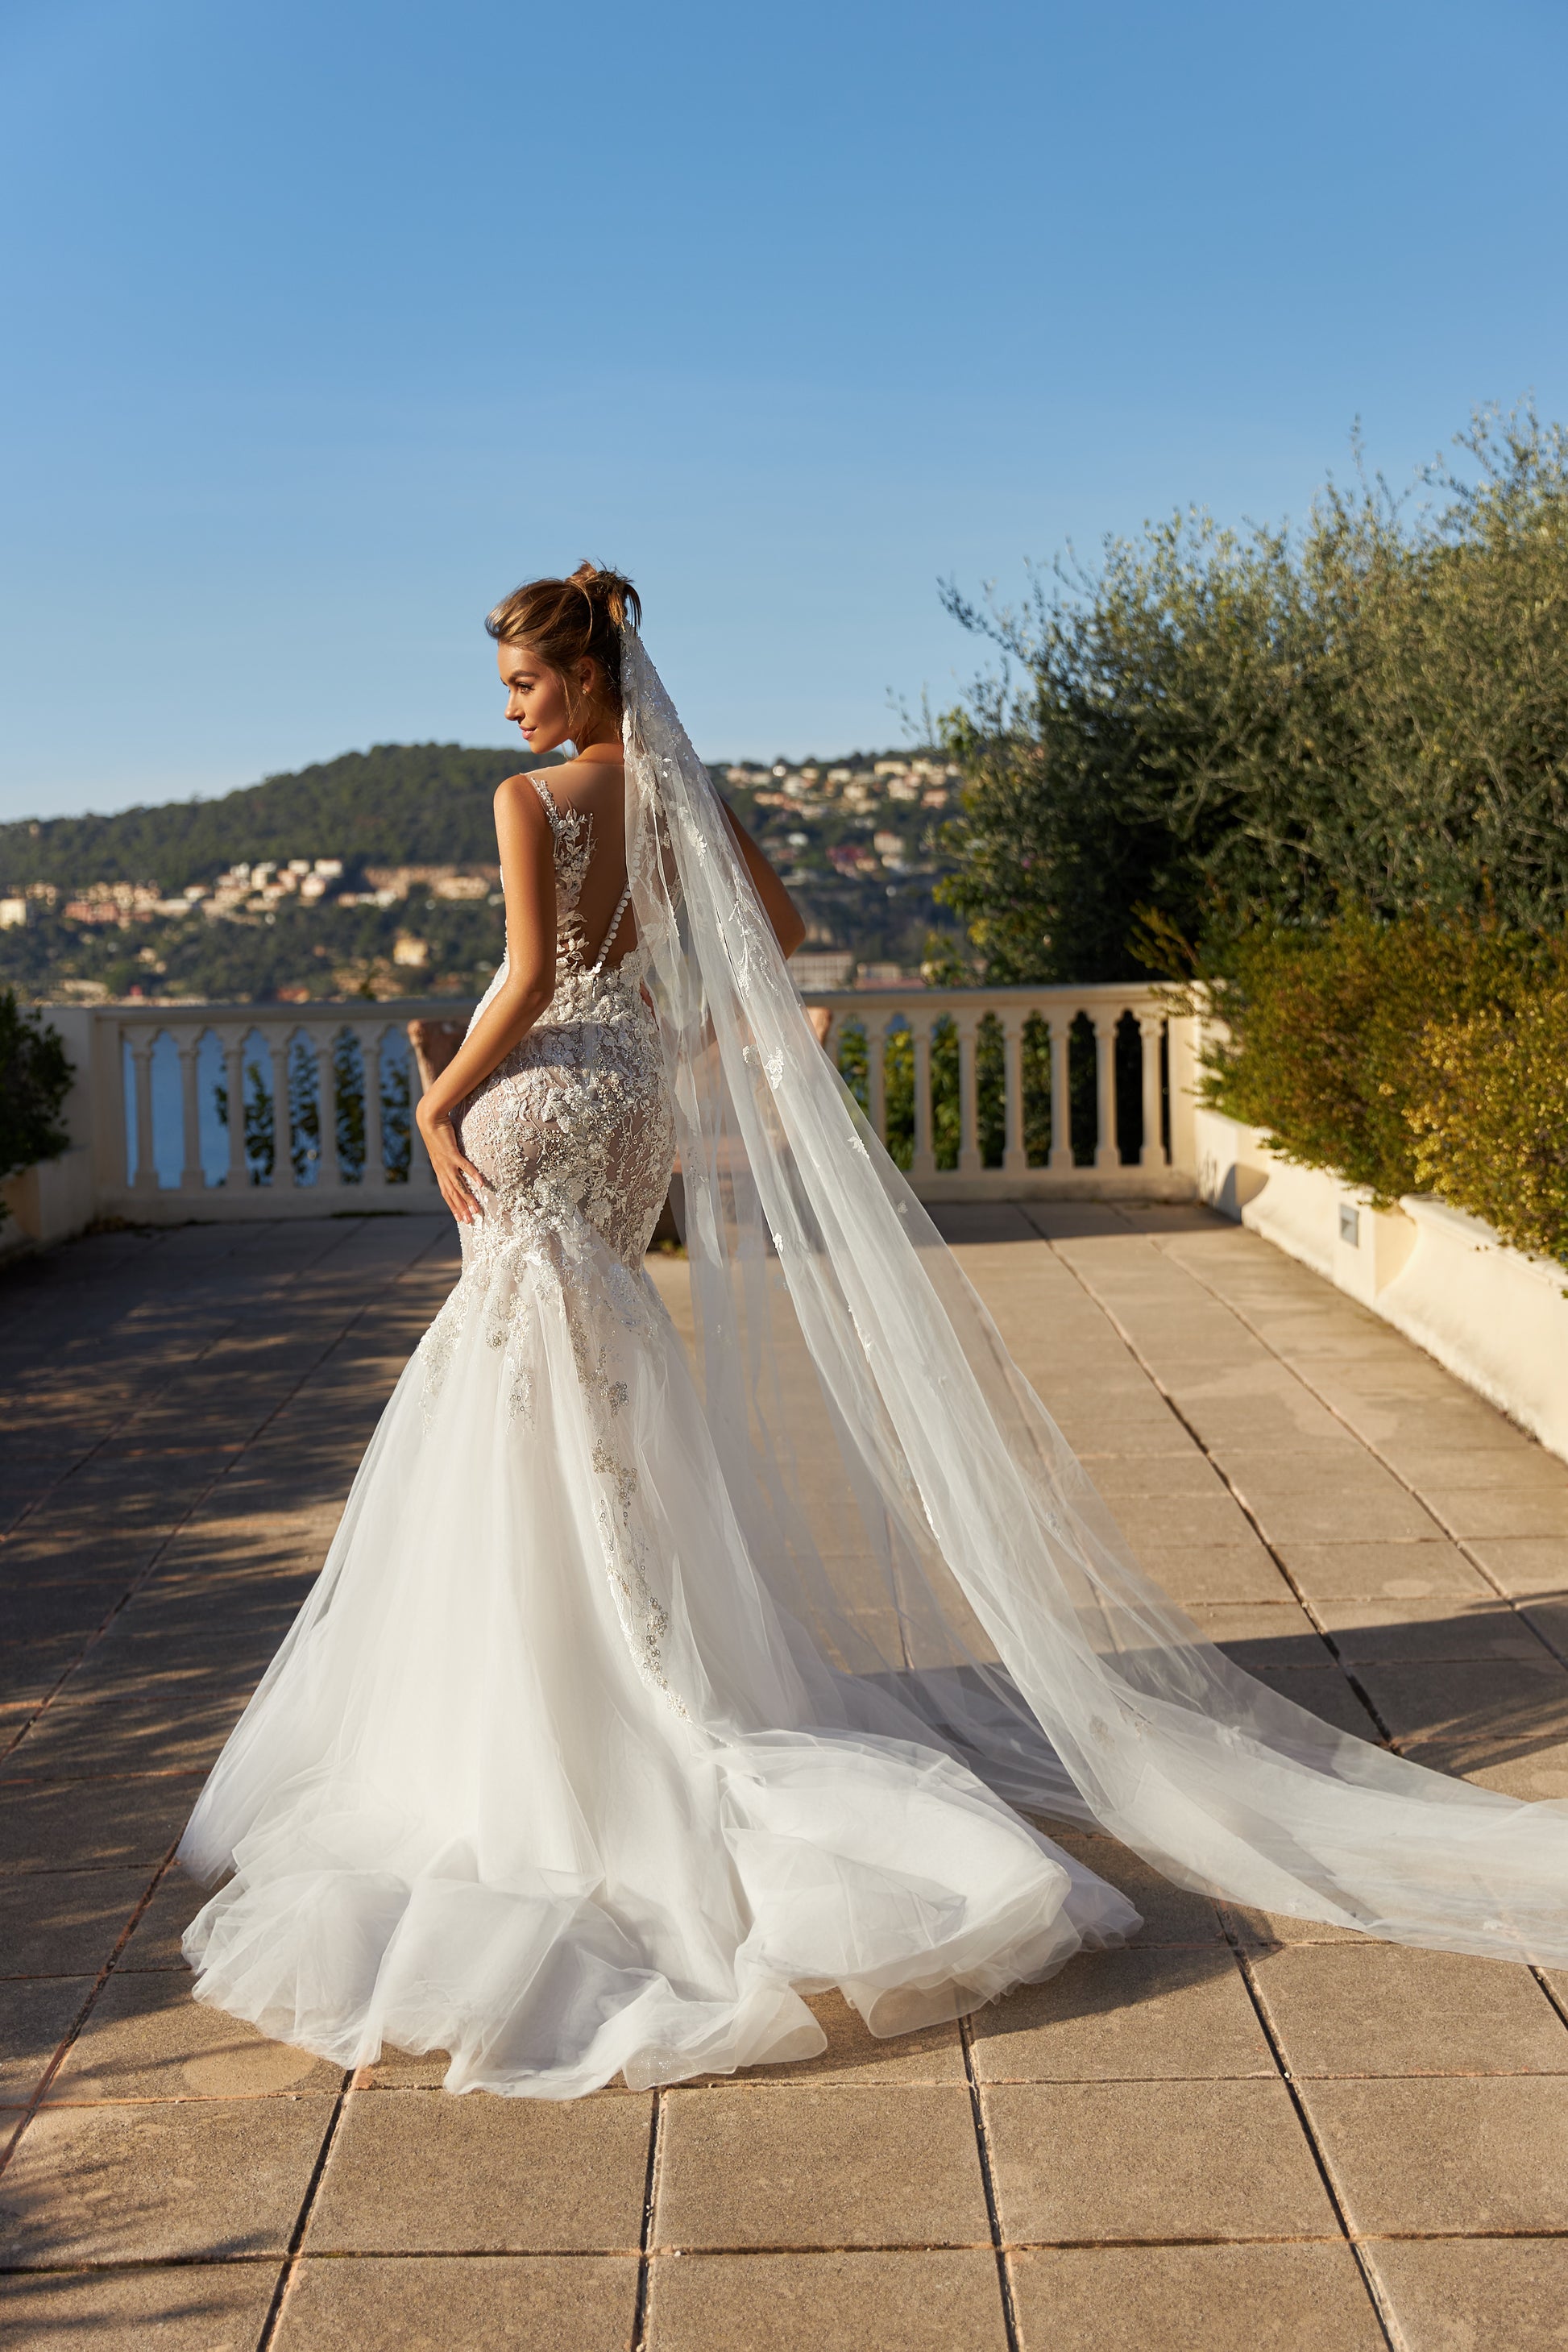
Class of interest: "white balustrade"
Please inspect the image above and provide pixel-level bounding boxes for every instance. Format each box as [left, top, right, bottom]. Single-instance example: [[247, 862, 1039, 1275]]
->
[[38, 984, 1197, 1228], [799, 981, 1192, 1201], [87, 998, 461, 1221]]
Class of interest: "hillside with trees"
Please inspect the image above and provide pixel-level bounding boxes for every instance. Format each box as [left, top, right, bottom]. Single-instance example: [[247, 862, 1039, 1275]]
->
[[0, 743, 960, 1005], [0, 745, 551, 893]]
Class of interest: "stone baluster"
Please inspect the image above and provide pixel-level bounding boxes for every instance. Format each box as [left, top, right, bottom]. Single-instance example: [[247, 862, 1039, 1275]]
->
[[260, 1029, 294, 1191], [1002, 1010, 1028, 1176], [1139, 1011, 1167, 1169], [864, 1013, 890, 1146], [1093, 1013, 1119, 1170], [956, 1007, 982, 1176], [219, 1028, 249, 1189], [128, 1031, 159, 1193], [910, 1014, 936, 1181], [1048, 1014, 1072, 1170], [313, 1027, 342, 1194], [355, 1024, 386, 1188], [176, 1030, 205, 1193]]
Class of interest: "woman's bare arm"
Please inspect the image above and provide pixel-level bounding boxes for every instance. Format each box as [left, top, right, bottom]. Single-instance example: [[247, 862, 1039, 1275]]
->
[[413, 778, 558, 1221], [723, 803, 807, 957]]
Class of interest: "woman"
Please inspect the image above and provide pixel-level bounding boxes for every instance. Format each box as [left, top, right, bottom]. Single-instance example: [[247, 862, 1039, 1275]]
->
[[180, 564, 1568, 2099]]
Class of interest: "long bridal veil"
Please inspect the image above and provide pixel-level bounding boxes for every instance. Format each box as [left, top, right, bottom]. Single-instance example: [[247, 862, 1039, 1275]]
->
[[621, 628, 1568, 1965]]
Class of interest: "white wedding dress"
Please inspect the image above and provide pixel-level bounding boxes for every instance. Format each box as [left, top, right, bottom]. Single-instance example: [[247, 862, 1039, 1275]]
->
[[181, 632, 1568, 2099]]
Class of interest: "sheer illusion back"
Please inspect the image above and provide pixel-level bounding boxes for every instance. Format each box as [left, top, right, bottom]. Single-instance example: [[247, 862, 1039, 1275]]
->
[[454, 768, 672, 1268]]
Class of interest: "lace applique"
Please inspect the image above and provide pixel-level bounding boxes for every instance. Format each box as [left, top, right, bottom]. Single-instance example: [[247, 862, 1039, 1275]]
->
[[413, 773, 683, 1711], [591, 1436, 687, 1719]]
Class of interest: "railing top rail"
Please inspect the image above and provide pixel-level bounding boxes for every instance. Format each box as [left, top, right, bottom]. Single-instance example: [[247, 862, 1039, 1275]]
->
[[59, 997, 481, 1029], [798, 982, 1175, 1010]]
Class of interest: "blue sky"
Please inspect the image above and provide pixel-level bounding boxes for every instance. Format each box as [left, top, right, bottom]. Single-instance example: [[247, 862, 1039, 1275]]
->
[[2, 0, 1566, 819]]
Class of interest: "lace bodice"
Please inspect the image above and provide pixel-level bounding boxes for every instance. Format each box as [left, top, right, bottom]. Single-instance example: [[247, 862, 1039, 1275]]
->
[[446, 770, 674, 1274]]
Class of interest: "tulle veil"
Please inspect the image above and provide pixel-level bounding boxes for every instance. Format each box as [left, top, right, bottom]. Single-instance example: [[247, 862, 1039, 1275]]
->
[[620, 625, 1568, 1965]]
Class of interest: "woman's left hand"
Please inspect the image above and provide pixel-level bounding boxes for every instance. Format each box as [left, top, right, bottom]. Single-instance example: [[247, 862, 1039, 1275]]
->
[[418, 1108, 488, 1225]]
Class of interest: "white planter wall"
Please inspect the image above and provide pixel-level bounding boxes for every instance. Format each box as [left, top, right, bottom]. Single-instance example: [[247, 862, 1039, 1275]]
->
[[1196, 1106, 1568, 1464]]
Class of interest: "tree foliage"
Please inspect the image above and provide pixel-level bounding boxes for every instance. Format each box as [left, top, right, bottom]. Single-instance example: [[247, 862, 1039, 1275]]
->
[[936, 406, 1568, 979], [0, 989, 73, 1218]]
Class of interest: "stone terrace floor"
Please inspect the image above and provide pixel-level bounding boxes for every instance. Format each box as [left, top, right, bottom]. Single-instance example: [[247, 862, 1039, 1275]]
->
[[2, 1202, 1568, 2351]]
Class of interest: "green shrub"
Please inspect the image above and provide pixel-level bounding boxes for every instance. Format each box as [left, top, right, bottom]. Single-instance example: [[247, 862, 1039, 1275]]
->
[[0, 989, 73, 1224], [1197, 915, 1568, 1262], [1409, 985, 1568, 1263]]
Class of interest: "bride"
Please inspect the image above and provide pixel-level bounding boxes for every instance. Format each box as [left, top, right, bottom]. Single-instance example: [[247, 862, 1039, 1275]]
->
[[180, 562, 1568, 2098]]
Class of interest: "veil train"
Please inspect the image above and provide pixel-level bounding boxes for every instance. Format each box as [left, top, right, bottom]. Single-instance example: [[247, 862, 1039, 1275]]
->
[[620, 628, 1568, 1964]]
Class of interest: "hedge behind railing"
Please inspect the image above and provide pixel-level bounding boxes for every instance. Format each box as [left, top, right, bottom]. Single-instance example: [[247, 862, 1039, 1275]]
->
[[0, 989, 72, 1228], [1196, 915, 1568, 1267]]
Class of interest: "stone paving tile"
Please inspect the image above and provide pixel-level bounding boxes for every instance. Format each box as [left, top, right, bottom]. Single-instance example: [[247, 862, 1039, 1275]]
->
[[1124, 1543, 1292, 1604], [0, 1690, 247, 1782], [645, 2248, 1009, 2351], [1102, 1494, 1262, 1552], [276, 2252, 639, 2351], [1424, 1487, 1568, 1541], [306, 2086, 653, 2251], [1185, 1600, 1330, 1669], [969, 1947, 1273, 2081], [118, 1865, 204, 1970], [0, 2259, 281, 2350], [1009, 2243, 1385, 2352], [1312, 1595, 1552, 1663], [1073, 1450, 1226, 1499], [0, 1976, 93, 2107], [1248, 1943, 1568, 2076], [1350, 1656, 1568, 1756], [729, 1989, 965, 2087], [1472, 1536, 1568, 1595], [1276, 1538, 1493, 1601], [0, 1772, 208, 1872], [44, 1966, 341, 2102], [1365, 2238, 1568, 2352], [1392, 1446, 1568, 1494], [1234, 1484, 1445, 1546], [1396, 1736, 1568, 1803], [656, 2084, 987, 2249], [1222, 1903, 1378, 1952], [0, 1636, 93, 1711], [1047, 1833, 1226, 1946], [1301, 2075, 1568, 2234], [0, 2093, 337, 2265], [1247, 1666, 1384, 1740], [0, 1863, 152, 1977], [982, 2078, 1337, 2244]]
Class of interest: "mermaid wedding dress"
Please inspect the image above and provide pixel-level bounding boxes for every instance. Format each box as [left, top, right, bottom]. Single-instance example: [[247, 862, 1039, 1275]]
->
[[181, 629, 1568, 2098]]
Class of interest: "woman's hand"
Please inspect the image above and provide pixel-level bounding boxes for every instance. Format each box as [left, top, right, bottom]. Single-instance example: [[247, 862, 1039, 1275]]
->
[[418, 1106, 488, 1226]]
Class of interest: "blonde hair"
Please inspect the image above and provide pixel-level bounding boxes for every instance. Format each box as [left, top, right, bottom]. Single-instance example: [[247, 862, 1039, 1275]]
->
[[486, 561, 641, 720]]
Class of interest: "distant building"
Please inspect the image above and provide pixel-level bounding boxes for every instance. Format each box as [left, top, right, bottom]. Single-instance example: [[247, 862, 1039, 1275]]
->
[[790, 950, 855, 989]]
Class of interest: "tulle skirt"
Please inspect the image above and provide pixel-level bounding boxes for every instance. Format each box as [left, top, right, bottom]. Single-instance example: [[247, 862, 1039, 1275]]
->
[[180, 1221, 1136, 2097]]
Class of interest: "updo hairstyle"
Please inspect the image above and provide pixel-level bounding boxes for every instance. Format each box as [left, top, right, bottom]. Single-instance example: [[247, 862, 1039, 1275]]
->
[[486, 562, 642, 723]]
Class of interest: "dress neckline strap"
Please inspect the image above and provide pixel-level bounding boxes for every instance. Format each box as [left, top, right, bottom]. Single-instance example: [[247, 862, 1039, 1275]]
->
[[529, 771, 567, 835]]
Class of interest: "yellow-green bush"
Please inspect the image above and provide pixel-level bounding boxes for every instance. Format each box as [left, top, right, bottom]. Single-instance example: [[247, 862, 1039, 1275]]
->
[[1200, 915, 1568, 1263], [1409, 985, 1568, 1263]]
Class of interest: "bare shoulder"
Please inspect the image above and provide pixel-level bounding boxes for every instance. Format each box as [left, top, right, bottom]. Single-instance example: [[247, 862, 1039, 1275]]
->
[[495, 769, 552, 806], [550, 750, 625, 785]]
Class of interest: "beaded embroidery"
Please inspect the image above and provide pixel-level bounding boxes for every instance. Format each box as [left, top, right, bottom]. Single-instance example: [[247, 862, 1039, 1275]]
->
[[415, 771, 682, 1710]]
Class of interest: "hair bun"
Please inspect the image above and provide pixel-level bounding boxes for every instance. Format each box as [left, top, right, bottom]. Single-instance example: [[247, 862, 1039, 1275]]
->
[[566, 561, 641, 635]]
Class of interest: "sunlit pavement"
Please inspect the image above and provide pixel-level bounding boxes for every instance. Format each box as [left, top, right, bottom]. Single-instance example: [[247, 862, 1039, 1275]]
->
[[2, 1203, 1567, 2350]]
